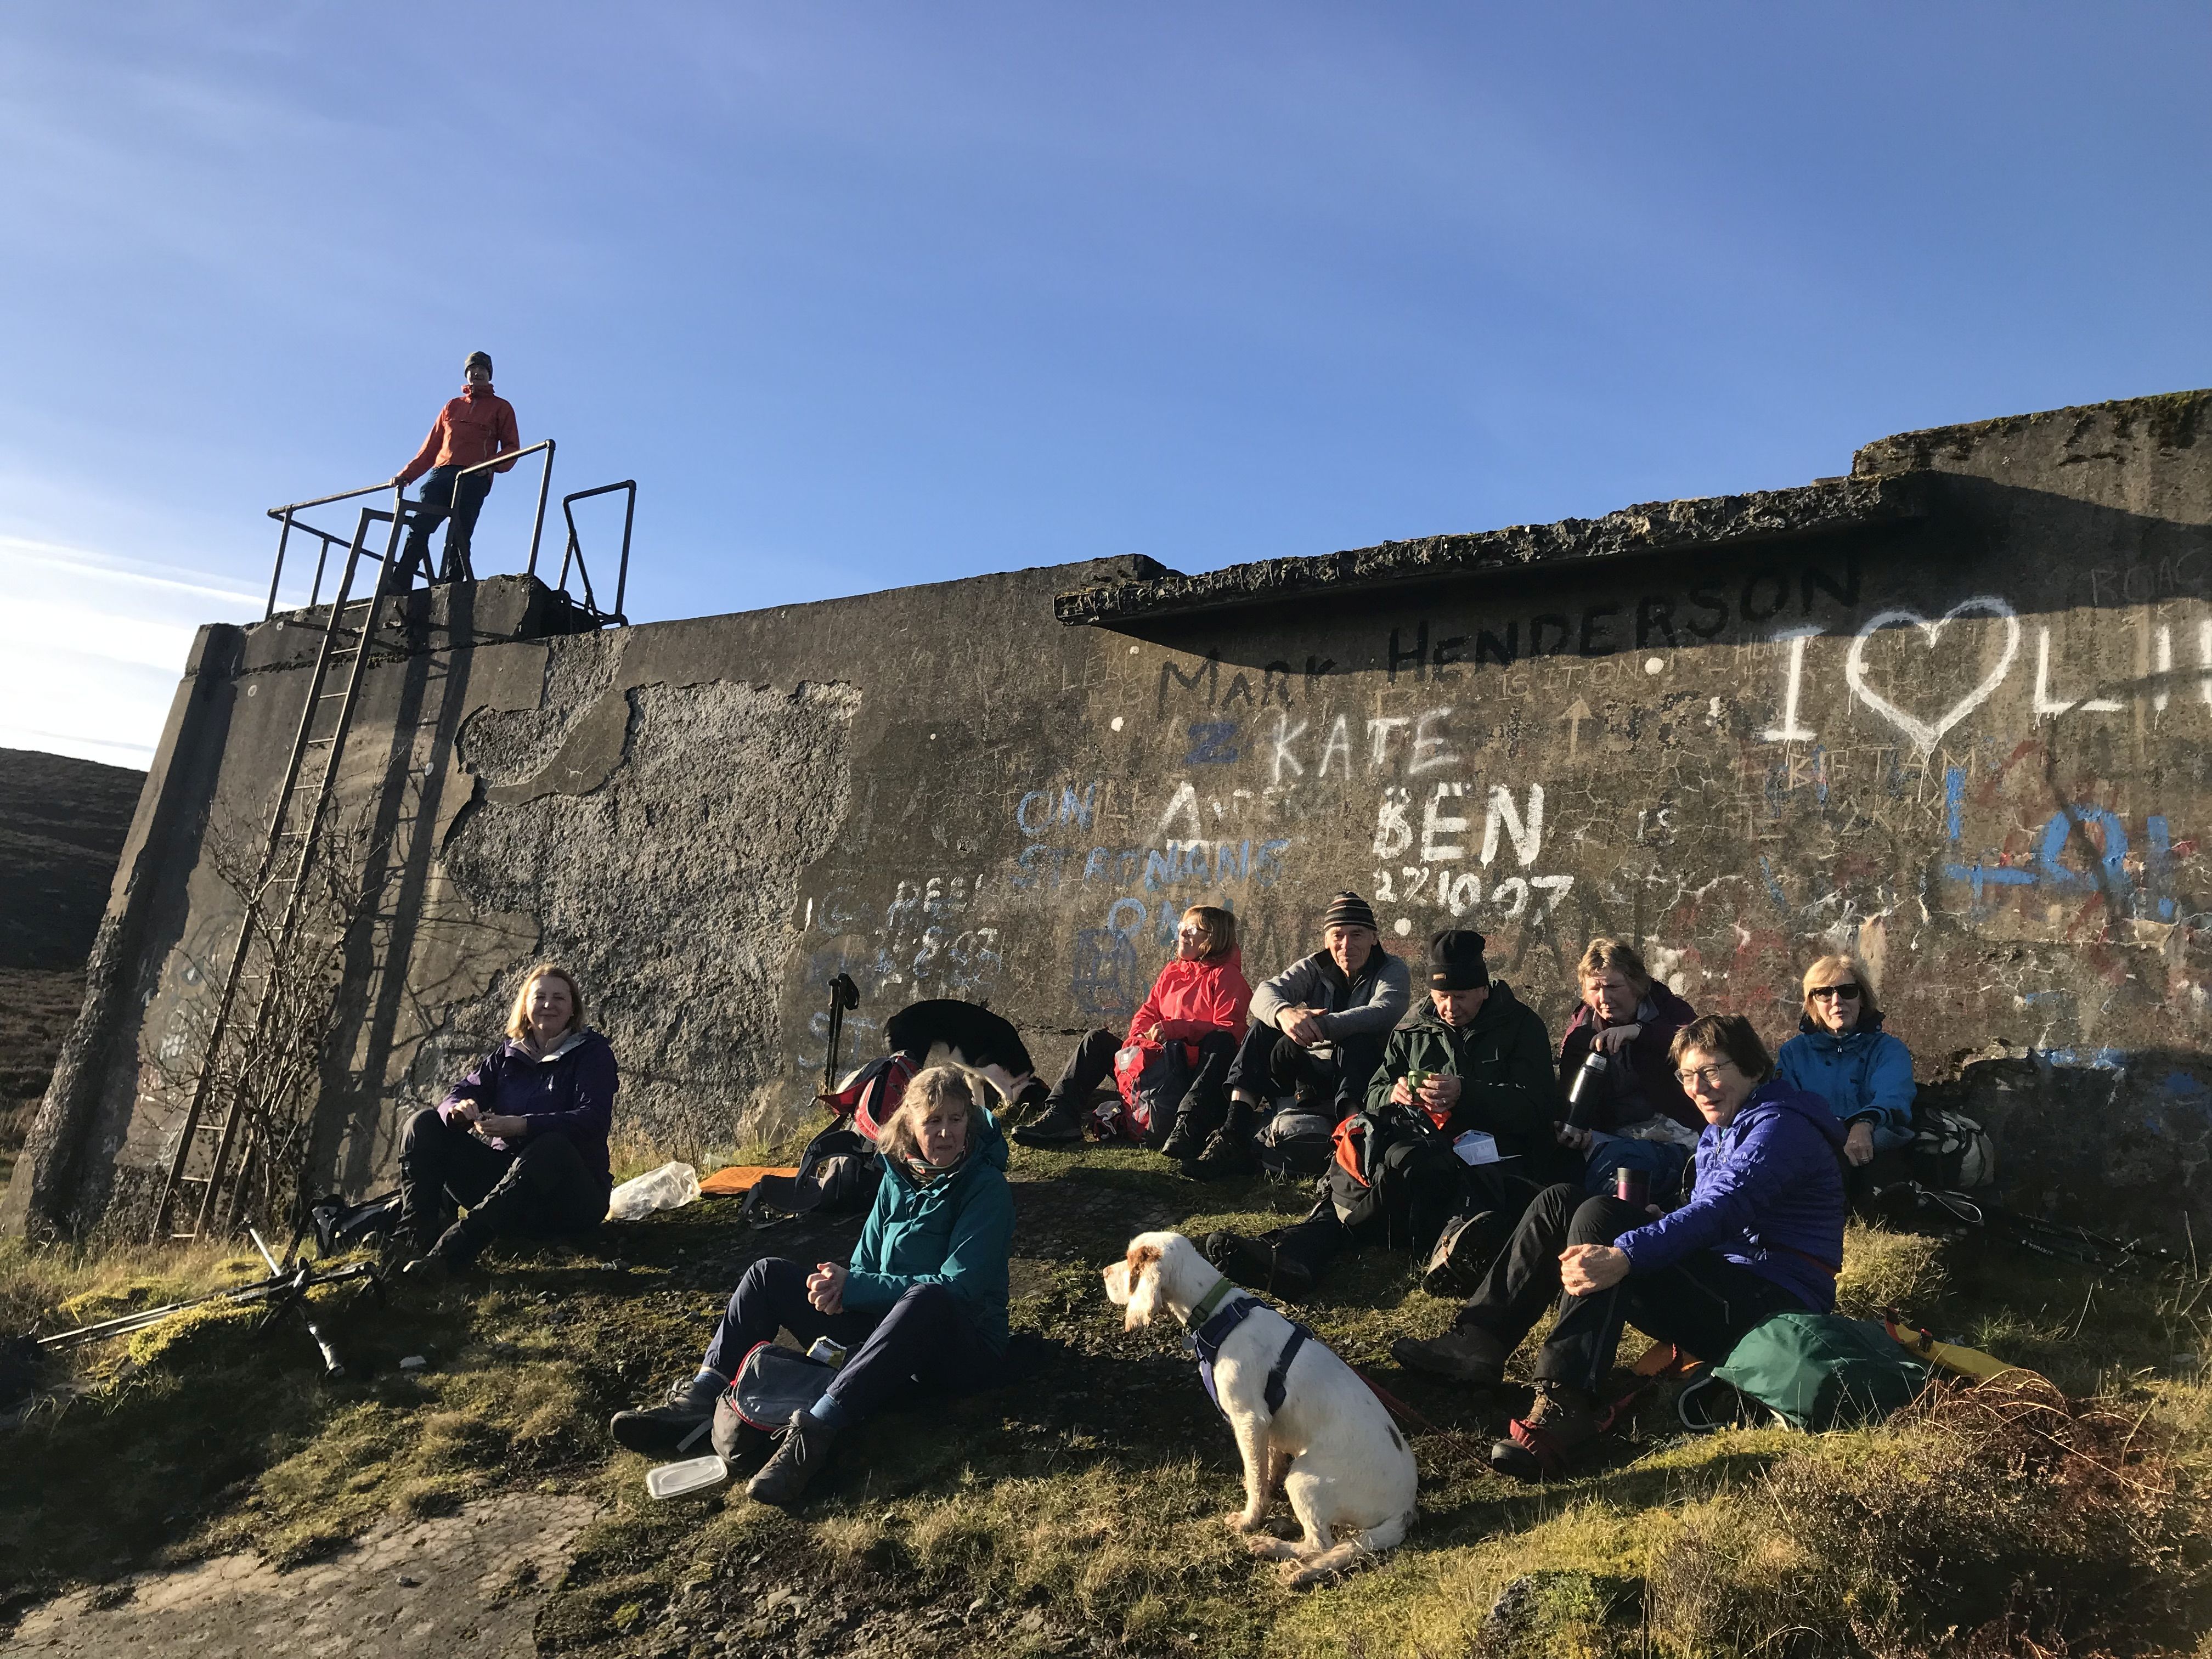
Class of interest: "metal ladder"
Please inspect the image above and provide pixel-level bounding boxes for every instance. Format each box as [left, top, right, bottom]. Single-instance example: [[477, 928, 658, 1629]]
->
[[151, 498, 408, 1242]]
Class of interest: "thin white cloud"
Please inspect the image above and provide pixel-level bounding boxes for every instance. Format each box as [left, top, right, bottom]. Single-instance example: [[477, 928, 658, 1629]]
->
[[0, 535, 257, 766]]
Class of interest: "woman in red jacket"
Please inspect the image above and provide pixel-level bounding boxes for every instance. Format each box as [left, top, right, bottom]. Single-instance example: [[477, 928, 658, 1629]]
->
[[1013, 906, 1251, 1163]]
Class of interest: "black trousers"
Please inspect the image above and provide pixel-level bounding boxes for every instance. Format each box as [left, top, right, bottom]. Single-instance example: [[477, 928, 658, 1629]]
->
[[397, 1107, 605, 1262], [1263, 1144, 1535, 1285], [1458, 1182, 1807, 1394], [1224, 1020, 1385, 1119], [1047, 1027, 1237, 1143], [397, 465, 493, 586], [699, 1258, 996, 1425]]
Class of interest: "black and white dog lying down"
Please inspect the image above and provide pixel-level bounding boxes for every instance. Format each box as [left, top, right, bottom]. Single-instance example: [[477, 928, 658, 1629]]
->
[[1102, 1231, 1418, 1585]]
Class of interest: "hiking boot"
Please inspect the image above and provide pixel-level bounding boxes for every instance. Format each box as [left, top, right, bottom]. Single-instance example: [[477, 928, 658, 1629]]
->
[[400, 1220, 481, 1285], [1390, 1321, 1509, 1386], [388, 1206, 452, 1261], [1202, 1231, 1316, 1301], [1159, 1091, 1228, 1163], [1190, 1097, 1259, 1180], [1488, 1379, 1602, 1482], [746, 1408, 840, 1508], [1002, 1077, 1052, 1128], [399, 1251, 477, 1286], [609, 1373, 726, 1457], [1011, 1098, 1086, 1148], [1421, 1210, 1503, 1299]]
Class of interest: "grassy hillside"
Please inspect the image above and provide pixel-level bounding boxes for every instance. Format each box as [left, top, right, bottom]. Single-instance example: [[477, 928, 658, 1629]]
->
[[2, 1138, 2207, 1656], [0, 746, 142, 973], [0, 745, 142, 1189]]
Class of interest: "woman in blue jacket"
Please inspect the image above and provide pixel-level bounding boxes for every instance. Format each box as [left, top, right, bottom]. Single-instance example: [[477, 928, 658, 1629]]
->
[[610, 1066, 1014, 1508], [1775, 955, 1916, 1209], [1392, 1014, 1844, 1479], [398, 964, 617, 1277]]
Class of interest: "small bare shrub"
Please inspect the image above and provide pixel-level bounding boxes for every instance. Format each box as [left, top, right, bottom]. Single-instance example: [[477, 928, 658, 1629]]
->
[[1647, 1379, 2205, 1656], [152, 810, 387, 1234]]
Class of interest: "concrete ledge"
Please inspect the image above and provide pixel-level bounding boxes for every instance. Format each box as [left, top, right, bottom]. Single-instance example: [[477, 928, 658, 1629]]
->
[[240, 575, 605, 674], [1053, 474, 1926, 626]]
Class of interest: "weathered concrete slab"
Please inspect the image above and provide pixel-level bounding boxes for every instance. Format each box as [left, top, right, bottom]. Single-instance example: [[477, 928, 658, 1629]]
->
[[8, 1493, 597, 1658]]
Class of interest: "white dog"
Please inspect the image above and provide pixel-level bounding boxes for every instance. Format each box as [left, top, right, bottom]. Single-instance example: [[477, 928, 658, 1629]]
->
[[1102, 1231, 1418, 1585]]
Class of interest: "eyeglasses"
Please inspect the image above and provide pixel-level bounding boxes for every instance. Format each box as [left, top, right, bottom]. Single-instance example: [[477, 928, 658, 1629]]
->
[[1675, 1063, 1737, 1088], [1176, 924, 1209, 940], [1808, 984, 1861, 1001]]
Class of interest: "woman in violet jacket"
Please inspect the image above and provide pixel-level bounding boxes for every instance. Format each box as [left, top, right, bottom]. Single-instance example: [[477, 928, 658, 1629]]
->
[[398, 963, 617, 1278], [1013, 905, 1251, 1160], [1775, 954, 1917, 1211], [1391, 1013, 1844, 1480]]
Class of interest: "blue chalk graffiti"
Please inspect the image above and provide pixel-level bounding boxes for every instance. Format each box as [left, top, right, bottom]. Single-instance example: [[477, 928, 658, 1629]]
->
[[1944, 801, 2177, 921], [1183, 721, 1240, 765]]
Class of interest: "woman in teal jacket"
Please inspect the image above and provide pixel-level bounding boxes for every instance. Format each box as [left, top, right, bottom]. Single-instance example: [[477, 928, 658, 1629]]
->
[[609, 1068, 1014, 1505], [1774, 955, 1916, 1207]]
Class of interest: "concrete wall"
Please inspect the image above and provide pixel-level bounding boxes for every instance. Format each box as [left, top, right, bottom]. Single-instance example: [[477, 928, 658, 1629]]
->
[[10, 388, 2212, 1240]]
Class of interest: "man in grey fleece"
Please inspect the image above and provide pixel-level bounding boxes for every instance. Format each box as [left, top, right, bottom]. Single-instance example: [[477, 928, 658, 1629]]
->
[[1188, 891, 1409, 1174]]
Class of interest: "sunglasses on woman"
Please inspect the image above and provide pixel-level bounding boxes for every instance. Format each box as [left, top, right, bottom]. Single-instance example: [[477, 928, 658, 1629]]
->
[[1808, 984, 1861, 1001]]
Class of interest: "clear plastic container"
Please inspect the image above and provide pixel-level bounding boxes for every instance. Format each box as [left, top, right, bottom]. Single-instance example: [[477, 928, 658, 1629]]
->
[[646, 1455, 730, 1499], [606, 1161, 702, 1222]]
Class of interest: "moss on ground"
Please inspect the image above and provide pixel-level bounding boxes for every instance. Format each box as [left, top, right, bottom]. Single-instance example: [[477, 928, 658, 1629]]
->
[[4, 1139, 2210, 1655]]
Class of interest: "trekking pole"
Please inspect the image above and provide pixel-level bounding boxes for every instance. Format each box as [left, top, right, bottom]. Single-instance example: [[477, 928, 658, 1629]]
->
[[250, 1227, 346, 1379], [1879, 1183, 2176, 1273], [37, 1269, 297, 1349], [822, 973, 860, 1093]]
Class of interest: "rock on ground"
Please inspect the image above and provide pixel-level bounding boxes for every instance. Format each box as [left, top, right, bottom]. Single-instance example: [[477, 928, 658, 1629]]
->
[[9, 1493, 596, 1658]]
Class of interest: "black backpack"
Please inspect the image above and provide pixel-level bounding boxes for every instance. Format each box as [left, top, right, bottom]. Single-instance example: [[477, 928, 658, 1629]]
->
[[1324, 1108, 1454, 1243], [745, 1054, 912, 1224], [304, 1190, 404, 1256], [1255, 1104, 1336, 1183]]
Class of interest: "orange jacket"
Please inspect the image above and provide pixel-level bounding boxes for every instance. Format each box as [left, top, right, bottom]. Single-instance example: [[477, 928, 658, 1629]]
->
[[398, 383, 520, 484], [1126, 949, 1251, 1045]]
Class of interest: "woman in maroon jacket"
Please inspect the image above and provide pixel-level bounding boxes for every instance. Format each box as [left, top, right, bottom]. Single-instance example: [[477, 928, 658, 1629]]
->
[[398, 963, 617, 1278], [1556, 938, 1699, 1134]]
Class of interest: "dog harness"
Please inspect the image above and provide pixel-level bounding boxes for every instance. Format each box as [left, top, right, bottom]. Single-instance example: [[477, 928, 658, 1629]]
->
[[1184, 1278, 1311, 1418]]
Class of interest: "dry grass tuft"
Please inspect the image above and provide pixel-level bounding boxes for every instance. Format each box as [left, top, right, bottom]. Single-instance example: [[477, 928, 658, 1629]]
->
[[1835, 1220, 1948, 1321], [816, 1458, 1253, 1639]]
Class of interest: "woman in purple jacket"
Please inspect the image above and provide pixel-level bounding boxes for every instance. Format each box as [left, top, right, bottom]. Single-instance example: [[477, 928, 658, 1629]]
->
[[1392, 1013, 1844, 1479], [398, 964, 617, 1278]]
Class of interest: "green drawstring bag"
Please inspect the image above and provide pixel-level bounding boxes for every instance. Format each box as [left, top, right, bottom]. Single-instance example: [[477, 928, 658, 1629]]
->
[[1711, 1312, 1931, 1430]]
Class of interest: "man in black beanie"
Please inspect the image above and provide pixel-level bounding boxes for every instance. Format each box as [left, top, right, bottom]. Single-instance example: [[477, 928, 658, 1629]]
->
[[1189, 891, 1409, 1176], [1204, 927, 1556, 1300]]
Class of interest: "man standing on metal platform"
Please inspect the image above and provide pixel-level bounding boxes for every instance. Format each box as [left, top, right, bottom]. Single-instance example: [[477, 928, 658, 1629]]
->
[[390, 350, 520, 587]]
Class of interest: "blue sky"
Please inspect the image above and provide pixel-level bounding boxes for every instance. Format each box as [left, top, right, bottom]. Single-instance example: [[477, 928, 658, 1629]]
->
[[3, 3, 2208, 765]]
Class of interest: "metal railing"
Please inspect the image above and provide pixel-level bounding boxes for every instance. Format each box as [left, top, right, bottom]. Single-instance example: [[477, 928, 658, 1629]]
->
[[259, 438, 627, 622], [556, 479, 636, 624]]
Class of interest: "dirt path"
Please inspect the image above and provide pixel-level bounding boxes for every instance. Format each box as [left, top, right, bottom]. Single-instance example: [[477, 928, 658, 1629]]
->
[[10, 1493, 597, 1658]]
